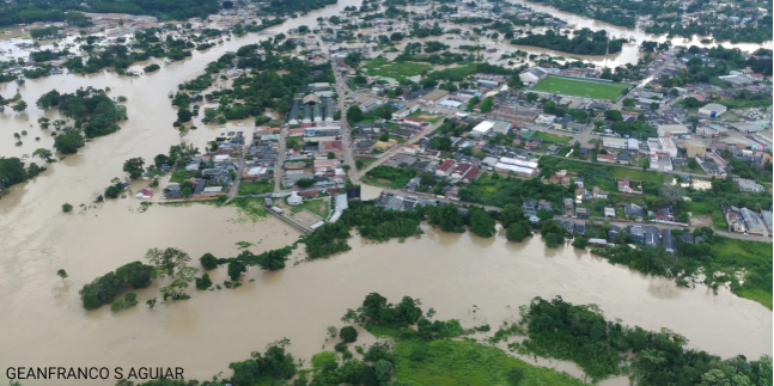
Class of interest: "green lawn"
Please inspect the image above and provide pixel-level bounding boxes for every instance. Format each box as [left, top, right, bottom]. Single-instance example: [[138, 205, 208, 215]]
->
[[394, 339, 586, 386], [409, 109, 442, 123], [356, 157, 378, 170], [169, 164, 200, 183], [363, 57, 432, 82], [238, 180, 274, 195], [531, 76, 631, 100], [533, 131, 572, 144], [290, 197, 330, 219]]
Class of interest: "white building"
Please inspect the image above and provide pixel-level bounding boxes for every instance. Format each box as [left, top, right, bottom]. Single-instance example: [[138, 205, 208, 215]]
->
[[602, 137, 628, 149], [658, 124, 691, 138], [519, 67, 549, 85], [471, 121, 496, 137], [646, 137, 678, 158], [535, 114, 556, 125], [698, 103, 727, 118]]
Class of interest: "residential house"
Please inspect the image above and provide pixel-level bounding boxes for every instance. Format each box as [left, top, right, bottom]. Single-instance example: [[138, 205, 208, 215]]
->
[[563, 198, 575, 216], [523, 199, 538, 215], [661, 229, 676, 254], [736, 178, 765, 193], [604, 207, 616, 218], [624, 203, 644, 218], [723, 206, 746, 233], [618, 179, 642, 194], [575, 207, 589, 219], [655, 207, 678, 222], [435, 159, 457, 177]]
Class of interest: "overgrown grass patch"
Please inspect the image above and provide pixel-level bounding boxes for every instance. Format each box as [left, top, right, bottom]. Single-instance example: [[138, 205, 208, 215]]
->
[[238, 179, 274, 195], [394, 339, 587, 386], [533, 131, 572, 144], [531, 76, 631, 100]]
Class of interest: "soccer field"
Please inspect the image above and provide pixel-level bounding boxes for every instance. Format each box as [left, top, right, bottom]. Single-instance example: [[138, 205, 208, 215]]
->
[[532, 76, 631, 100]]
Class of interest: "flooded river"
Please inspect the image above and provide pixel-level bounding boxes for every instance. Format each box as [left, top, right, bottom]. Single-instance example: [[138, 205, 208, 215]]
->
[[0, 0, 771, 384]]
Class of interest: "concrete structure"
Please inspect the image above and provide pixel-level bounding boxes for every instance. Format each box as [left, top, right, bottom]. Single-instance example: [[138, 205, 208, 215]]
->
[[520, 67, 549, 85], [646, 137, 678, 158], [736, 178, 765, 193], [698, 103, 727, 118], [684, 139, 706, 158], [471, 120, 496, 137], [602, 137, 627, 149], [658, 124, 691, 138]]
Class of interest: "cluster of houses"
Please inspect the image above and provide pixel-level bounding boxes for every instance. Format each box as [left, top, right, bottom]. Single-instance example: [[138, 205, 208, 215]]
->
[[723, 206, 772, 236]]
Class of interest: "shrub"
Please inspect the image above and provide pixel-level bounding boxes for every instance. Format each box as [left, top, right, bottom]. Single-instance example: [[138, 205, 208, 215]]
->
[[200, 253, 219, 270], [340, 326, 358, 343], [195, 273, 213, 290], [62, 203, 73, 213]]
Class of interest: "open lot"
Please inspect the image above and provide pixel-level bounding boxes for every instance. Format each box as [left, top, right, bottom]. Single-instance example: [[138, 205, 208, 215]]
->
[[532, 76, 631, 100], [363, 57, 431, 82]]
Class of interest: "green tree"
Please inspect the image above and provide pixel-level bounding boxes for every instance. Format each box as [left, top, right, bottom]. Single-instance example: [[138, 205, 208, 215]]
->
[[296, 178, 315, 188], [54, 133, 85, 154], [145, 247, 191, 279], [347, 105, 363, 123], [123, 157, 145, 179], [572, 237, 589, 249], [12, 100, 27, 112], [200, 253, 218, 270], [537, 208, 554, 221], [33, 148, 54, 163], [340, 326, 358, 343], [36, 89, 61, 109], [506, 222, 531, 242], [228, 260, 247, 281], [480, 97, 494, 112], [649, 102, 659, 110], [177, 108, 192, 122], [146, 297, 157, 309], [622, 98, 636, 107], [56, 269, 68, 281], [327, 152, 336, 159], [469, 207, 496, 237], [159, 266, 197, 300], [62, 203, 73, 213], [195, 273, 213, 290]]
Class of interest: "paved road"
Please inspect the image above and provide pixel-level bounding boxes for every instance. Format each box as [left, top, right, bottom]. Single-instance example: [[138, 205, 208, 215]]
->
[[356, 120, 444, 176], [554, 215, 772, 243], [228, 149, 246, 198], [274, 126, 288, 192]]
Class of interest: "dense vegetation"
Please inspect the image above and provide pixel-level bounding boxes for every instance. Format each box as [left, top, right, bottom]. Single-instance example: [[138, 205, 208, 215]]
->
[[528, 0, 771, 43], [0, 0, 222, 28], [177, 42, 333, 123], [459, 171, 570, 208], [260, 0, 337, 15], [519, 296, 773, 384], [45, 87, 128, 138], [0, 157, 46, 197], [596, 230, 773, 309], [79, 261, 154, 309], [511, 29, 625, 55], [660, 46, 773, 87]]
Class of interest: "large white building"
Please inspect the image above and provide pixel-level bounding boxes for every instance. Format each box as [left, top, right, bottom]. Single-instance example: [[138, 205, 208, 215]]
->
[[658, 124, 691, 138], [471, 121, 496, 137], [646, 137, 678, 158], [602, 137, 628, 149], [698, 103, 727, 118], [519, 67, 549, 85]]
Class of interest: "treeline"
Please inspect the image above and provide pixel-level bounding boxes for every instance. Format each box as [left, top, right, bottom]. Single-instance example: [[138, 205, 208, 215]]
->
[[91, 0, 219, 21], [529, 0, 636, 27], [511, 29, 625, 56], [659, 46, 773, 87], [46, 87, 128, 138], [520, 296, 772, 384], [176, 42, 331, 122], [260, 0, 337, 15], [80, 261, 154, 309], [595, 229, 772, 308], [0, 157, 46, 197]]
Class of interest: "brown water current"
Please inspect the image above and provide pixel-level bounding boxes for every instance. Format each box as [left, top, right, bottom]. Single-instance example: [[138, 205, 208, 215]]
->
[[0, 0, 772, 384]]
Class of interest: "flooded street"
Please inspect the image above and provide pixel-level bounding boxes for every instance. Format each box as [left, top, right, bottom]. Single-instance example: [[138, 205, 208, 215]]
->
[[0, 0, 771, 384]]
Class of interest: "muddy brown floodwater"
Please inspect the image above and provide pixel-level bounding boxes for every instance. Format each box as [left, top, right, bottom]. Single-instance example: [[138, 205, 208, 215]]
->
[[0, 0, 771, 384]]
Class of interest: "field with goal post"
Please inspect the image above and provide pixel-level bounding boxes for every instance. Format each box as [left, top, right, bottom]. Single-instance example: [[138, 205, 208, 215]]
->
[[531, 75, 632, 100]]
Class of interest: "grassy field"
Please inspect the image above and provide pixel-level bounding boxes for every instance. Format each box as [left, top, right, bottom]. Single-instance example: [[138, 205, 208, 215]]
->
[[533, 131, 572, 144], [290, 197, 330, 219], [409, 109, 442, 123], [363, 57, 431, 82], [237, 180, 274, 195], [532, 76, 631, 100], [355, 157, 379, 170], [169, 164, 199, 183], [394, 339, 587, 386]]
